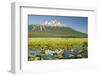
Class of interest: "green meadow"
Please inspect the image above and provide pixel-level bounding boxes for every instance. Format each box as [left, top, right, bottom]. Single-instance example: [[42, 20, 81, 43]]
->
[[28, 38, 87, 50]]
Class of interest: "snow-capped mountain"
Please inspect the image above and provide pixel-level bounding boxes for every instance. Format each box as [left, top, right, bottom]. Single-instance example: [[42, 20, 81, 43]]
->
[[28, 20, 87, 38]]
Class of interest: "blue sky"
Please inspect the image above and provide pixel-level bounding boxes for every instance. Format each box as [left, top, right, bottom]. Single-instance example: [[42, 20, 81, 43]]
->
[[28, 15, 88, 33]]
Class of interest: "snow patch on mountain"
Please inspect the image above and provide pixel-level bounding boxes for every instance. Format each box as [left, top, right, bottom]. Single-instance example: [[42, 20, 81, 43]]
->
[[43, 19, 64, 27]]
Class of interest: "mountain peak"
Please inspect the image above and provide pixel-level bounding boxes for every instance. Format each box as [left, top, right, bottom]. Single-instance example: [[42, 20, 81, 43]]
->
[[43, 19, 64, 27]]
